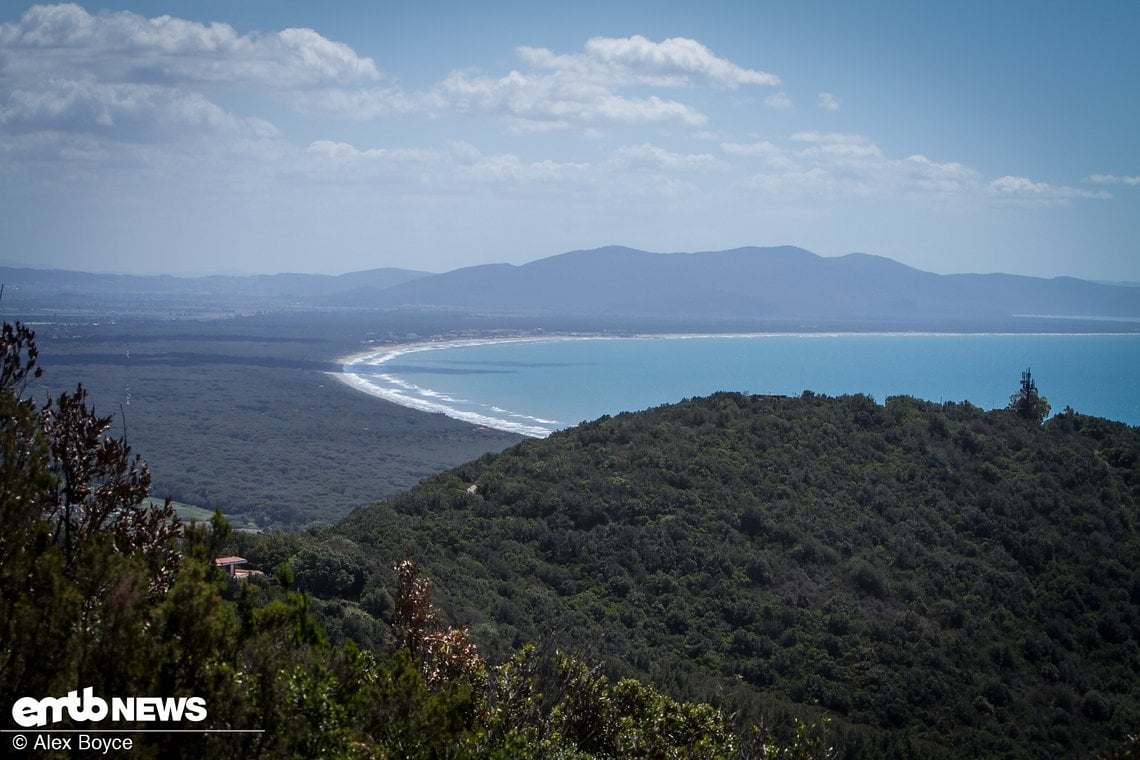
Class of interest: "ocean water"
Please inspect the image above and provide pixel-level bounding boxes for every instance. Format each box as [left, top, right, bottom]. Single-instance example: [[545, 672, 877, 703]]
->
[[339, 334, 1140, 437]]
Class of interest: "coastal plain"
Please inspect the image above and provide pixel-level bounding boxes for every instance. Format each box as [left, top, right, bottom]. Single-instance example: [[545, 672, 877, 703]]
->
[[27, 311, 528, 529]]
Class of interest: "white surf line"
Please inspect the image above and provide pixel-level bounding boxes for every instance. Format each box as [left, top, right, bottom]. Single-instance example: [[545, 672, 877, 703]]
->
[[332, 336, 580, 438], [333, 330, 1122, 437], [334, 369, 553, 437]]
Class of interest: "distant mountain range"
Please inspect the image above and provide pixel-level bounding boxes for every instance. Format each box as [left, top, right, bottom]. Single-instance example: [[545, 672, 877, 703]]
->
[[0, 265, 430, 316], [5, 246, 1139, 330]]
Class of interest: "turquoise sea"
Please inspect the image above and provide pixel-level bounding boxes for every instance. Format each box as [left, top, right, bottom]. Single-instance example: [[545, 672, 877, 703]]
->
[[340, 334, 1140, 437]]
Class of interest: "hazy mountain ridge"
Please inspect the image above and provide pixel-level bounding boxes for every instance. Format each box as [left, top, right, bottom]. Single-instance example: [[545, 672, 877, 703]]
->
[[335, 246, 1140, 327], [6, 247, 1139, 329], [0, 265, 432, 316]]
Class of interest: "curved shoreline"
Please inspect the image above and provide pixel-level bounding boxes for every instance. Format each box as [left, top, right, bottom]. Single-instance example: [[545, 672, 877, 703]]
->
[[333, 335, 583, 437], [331, 331, 1140, 437]]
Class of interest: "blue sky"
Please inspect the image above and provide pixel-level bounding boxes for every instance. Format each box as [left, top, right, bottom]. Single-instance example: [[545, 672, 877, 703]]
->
[[1, 1, 1136, 279]]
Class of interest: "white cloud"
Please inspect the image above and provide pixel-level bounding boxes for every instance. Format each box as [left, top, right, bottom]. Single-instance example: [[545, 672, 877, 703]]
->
[[790, 131, 882, 159], [293, 136, 725, 207], [816, 92, 841, 111], [433, 35, 776, 131], [520, 35, 778, 89], [720, 133, 1108, 210], [903, 154, 982, 195], [290, 87, 422, 120], [434, 67, 708, 131], [609, 143, 722, 172], [0, 3, 380, 147], [579, 35, 779, 88], [1084, 173, 1140, 186], [2, 9, 774, 135], [589, 94, 706, 126], [0, 3, 379, 87], [988, 175, 1110, 203], [720, 140, 783, 158], [300, 139, 595, 189], [764, 92, 794, 111], [303, 139, 438, 166], [0, 76, 278, 140], [989, 175, 1052, 195], [788, 131, 869, 145], [1, 7, 1118, 277]]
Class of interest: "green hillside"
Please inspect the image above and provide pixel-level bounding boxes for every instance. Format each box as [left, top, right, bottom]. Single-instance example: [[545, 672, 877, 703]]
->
[[304, 390, 1140, 757], [8, 313, 1138, 756], [3, 319, 800, 758]]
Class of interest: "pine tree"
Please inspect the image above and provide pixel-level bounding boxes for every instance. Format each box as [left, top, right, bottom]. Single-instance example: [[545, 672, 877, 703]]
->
[[1008, 367, 1051, 422]]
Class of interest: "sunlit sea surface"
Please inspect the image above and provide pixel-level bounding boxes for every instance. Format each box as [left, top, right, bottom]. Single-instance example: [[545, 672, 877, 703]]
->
[[340, 334, 1140, 437]]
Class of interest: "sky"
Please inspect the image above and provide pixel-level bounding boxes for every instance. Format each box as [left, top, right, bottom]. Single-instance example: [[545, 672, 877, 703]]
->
[[0, 1, 1137, 280]]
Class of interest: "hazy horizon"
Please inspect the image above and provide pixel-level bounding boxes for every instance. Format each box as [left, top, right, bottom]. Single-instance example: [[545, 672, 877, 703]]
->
[[4, 244, 1140, 284], [2, 2, 1137, 281]]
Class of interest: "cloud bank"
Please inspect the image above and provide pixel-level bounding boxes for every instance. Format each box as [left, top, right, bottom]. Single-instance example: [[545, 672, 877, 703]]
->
[[0, 4, 1129, 277]]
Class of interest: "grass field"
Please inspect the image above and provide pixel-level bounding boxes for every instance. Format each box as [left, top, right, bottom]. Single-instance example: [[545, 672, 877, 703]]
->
[[143, 496, 251, 527]]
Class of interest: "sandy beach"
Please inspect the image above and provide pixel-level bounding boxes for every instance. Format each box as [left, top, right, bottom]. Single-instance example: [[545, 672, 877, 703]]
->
[[329, 331, 886, 436], [330, 331, 1140, 437], [331, 335, 581, 437]]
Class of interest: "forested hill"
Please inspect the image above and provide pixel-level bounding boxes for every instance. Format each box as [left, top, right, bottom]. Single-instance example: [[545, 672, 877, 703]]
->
[[8, 246, 1140, 330], [332, 391, 1140, 757], [360, 246, 1140, 329]]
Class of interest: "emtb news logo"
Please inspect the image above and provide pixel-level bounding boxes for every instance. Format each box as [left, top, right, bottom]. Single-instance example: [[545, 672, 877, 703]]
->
[[11, 688, 207, 728]]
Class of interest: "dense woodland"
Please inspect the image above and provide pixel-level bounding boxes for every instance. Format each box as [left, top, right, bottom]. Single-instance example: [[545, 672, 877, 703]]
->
[[263, 390, 1137, 757], [0, 320, 828, 758], [4, 318, 1140, 757]]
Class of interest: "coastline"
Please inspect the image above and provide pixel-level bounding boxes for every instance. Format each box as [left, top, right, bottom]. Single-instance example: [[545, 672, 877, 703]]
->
[[332, 335, 583, 438], [331, 331, 1140, 436]]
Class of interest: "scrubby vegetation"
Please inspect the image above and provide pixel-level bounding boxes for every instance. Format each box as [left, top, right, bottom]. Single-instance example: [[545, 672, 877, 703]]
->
[[7, 318, 1139, 757], [0, 320, 821, 758], [282, 390, 1137, 757]]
